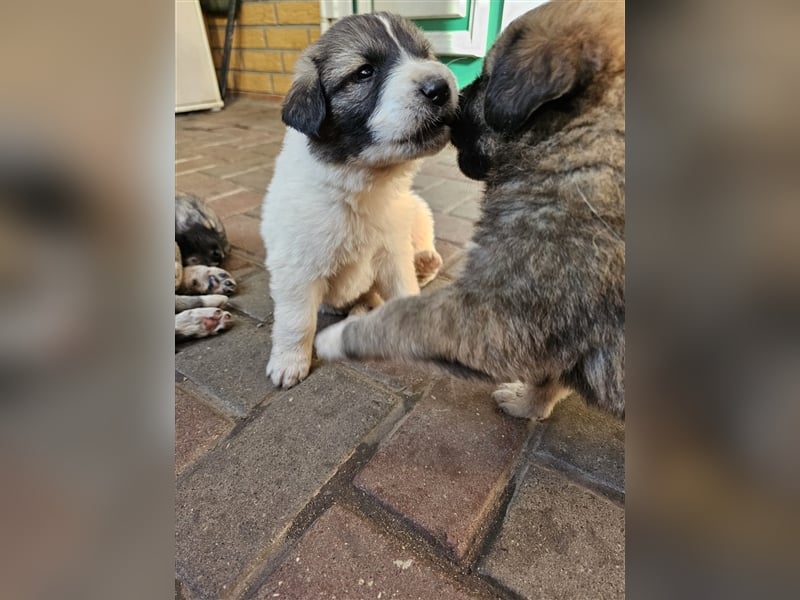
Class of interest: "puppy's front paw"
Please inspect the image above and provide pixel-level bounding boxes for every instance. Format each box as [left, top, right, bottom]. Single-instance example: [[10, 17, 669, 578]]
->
[[314, 320, 348, 360], [414, 249, 442, 287], [492, 382, 532, 419], [266, 349, 311, 388]]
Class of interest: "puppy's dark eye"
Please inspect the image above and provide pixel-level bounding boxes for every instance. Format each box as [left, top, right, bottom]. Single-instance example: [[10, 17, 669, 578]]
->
[[355, 64, 374, 81]]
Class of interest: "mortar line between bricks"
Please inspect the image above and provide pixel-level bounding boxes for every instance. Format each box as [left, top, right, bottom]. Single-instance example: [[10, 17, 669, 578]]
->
[[247, 382, 534, 600], [236, 138, 284, 150], [197, 138, 242, 149], [175, 154, 203, 164], [335, 483, 520, 600], [231, 395, 414, 600], [206, 186, 250, 202], [230, 373, 510, 600], [338, 360, 437, 402], [531, 451, 626, 506], [219, 164, 267, 179], [462, 425, 552, 600], [175, 163, 221, 176], [176, 390, 405, 598], [238, 436, 516, 600]]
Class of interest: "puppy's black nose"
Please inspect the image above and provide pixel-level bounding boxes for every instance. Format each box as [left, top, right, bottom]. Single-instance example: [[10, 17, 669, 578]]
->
[[420, 78, 450, 107]]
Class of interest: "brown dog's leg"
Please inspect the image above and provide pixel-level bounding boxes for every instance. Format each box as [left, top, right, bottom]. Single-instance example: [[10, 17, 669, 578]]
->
[[315, 286, 494, 378]]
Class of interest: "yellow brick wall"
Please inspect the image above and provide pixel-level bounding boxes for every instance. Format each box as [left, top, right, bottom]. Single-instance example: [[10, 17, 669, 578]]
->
[[205, 1, 321, 98]]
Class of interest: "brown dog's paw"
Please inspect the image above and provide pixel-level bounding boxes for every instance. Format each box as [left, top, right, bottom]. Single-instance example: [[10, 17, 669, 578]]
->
[[179, 266, 237, 296], [414, 249, 442, 287]]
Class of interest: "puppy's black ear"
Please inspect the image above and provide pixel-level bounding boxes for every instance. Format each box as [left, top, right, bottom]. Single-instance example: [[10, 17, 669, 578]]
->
[[281, 55, 326, 137], [484, 43, 579, 132]]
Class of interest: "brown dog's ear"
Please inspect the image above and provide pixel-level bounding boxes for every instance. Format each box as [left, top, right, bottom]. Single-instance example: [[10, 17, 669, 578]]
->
[[484, 45, 579, 133], [281, 55, 326, 137]]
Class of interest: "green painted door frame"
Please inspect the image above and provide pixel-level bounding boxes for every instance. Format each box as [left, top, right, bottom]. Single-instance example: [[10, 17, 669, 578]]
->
[[416, 1, 504, 88]]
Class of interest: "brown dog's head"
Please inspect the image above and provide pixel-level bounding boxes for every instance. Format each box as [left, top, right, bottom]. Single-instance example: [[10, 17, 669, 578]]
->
[[451, 0, 624, 180]]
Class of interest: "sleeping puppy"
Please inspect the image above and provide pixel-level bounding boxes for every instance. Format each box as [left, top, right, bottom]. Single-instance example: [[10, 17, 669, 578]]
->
[[261, 13, 457, 388], [176, 193, 231, 266], [316, 1, 625, 420], [175, 195, 236, 339]]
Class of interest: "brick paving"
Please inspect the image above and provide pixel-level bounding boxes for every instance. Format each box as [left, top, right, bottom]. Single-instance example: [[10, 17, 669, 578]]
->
[[175, 98, 625, 600]]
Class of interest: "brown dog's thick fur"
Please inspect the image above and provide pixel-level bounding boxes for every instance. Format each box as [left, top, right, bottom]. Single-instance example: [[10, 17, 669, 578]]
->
[[315, 1, 625, 420]]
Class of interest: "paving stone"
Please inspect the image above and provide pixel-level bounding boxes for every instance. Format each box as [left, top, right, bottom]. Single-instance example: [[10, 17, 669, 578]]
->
[[354, 378, 530, 560], [238, 141, 284, 162], [176, 143, 201, 161], [207, 127, 278, 148], [434, 239, 465, 272], [201, 155, 271, 178], [176, 171, 244, 200], [207, 189, 264, 220], [175, 385, 234, 475], [412, 173, 447, 192], [480, 466, 625, 600], [175, 316, 275, 417], [433, 213, 475, 246], [429, 144, 459, 166], [224, 250, 262, 279], [226, 166, 274, 192], [450, 198, 483, 221], [224, 213, 265, 259], [254, 505, 486, 600], [536, 396, 626, 496], [176, 368, 401, 600], [419, 158, 477, 182], [343, 360, 437, 398], [199, 144, 271, 165], [175, 156, 219, 175], [418, 179, 482, 215], [227, 269, 273, 323]]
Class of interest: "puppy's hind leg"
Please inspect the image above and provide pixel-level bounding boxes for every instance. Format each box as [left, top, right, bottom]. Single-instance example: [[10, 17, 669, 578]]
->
[[492, 379, 573, 421], [409, 193, 442, 287]]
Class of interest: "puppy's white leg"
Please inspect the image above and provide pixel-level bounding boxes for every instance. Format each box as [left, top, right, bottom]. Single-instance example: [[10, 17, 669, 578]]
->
[[409, 193, 442, 287], [267, 277, 325, 388]]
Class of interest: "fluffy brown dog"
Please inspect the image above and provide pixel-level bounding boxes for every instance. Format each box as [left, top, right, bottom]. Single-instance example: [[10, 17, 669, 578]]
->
[[315, 1, 625, 420]]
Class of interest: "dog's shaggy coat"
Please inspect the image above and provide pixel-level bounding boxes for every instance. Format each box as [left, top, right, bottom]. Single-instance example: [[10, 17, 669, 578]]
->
[[316, 1, 626, 419], [261, 13, 457, 388]]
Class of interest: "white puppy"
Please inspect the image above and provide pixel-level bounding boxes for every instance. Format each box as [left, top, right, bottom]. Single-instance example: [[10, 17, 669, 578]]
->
[[261, 12, 457, 388]]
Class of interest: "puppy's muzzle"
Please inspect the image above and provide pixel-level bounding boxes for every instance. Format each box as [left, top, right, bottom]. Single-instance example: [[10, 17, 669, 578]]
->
[[420, 77, 451, 107]]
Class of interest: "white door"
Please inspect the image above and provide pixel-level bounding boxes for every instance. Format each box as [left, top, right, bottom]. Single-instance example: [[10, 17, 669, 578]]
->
[[175, 0, 224, 113]]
